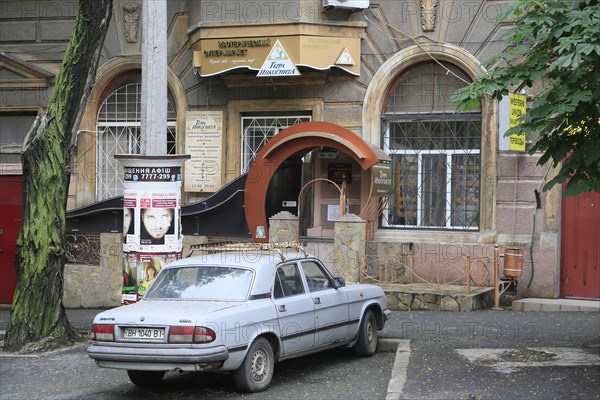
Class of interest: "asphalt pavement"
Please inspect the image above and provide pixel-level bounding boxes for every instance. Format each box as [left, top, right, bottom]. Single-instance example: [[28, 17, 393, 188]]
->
[[1, 308, 599, 399]]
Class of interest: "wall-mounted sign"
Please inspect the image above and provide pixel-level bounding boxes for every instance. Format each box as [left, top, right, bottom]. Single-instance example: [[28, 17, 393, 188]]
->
[[499, 93, 527, 152], [193, 35, 361, 77], [328, 163, 353, 185], [371, 162, 393, 197], [185, 111, 224, 192], [257, 39, 300, 77]]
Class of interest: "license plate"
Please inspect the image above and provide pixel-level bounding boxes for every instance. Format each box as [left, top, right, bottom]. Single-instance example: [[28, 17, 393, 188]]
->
[[123, 327, 164, 341]]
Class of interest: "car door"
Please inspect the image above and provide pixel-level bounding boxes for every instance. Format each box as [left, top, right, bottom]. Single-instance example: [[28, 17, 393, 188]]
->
[[300, 260, 350, 347], [271, 262, 315, 355]]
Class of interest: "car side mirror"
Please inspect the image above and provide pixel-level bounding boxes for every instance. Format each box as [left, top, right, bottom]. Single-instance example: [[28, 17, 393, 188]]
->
[[332, 277, 345, 289]]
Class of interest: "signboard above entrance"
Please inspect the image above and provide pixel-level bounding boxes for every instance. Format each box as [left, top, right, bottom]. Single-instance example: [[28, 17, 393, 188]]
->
[[193, 35, 360, 77]]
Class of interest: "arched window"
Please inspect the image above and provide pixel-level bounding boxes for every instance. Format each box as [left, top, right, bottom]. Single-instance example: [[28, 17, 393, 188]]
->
[[381, 61, 481, 230], [96, 77, 177, 199]]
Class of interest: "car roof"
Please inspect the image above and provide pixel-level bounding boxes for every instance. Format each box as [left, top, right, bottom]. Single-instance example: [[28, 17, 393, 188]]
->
[[166, 250, 311, 269], [163, 249, 316, 297]]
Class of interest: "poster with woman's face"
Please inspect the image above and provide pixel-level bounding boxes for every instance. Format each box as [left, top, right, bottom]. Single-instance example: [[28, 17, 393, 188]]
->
[[136, 253, 179, 297]]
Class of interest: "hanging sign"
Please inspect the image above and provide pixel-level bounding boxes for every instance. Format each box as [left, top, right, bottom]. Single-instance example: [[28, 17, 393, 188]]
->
[[508, 93, 527, 151], [371, 162, 393, 197]]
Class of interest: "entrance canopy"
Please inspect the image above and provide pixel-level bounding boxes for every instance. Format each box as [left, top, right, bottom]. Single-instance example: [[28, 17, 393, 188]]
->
[[244, 121, 389, 242]]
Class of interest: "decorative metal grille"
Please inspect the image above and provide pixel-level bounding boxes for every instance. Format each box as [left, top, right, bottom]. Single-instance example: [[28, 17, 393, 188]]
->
[[65, 233, 101, 264], [241, 115, 311, 173], [96, 82, 177, 200]]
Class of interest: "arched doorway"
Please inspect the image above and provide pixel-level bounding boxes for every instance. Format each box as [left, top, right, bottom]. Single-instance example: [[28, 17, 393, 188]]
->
[[244, 121, 389, 242]]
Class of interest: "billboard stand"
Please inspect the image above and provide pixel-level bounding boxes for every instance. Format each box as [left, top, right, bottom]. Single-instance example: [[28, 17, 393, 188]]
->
[[115, 154, 190, 304]]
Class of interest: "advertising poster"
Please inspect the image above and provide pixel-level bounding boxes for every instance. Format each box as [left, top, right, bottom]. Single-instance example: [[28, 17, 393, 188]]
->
[[136, 253, 180, 298], [122, 166, 183, 254], [121, 252, 138, 304], [120, 158, 187, 304]]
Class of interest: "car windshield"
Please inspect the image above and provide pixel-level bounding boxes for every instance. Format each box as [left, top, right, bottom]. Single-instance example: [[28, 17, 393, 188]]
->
[[144, 266, 254, 301]]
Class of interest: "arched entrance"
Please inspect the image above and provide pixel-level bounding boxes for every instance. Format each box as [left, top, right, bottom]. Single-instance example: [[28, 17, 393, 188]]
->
[[244, 121, 389, 242]]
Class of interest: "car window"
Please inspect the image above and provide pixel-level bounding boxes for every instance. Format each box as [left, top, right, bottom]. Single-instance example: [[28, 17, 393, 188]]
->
[[273, 263, 305, 299], [144, 266, 253, 301], [301, 261, 332, 292]]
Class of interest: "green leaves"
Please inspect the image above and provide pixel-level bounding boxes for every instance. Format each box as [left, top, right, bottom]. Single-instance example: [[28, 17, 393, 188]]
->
[[453, 0, 600, 196]]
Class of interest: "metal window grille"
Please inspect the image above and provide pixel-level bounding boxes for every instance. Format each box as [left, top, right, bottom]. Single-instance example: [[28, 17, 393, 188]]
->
[[96, 83, 177, 200], [241, 115, 311, 173], [381, 61, 482, 231], [382, 115, 481, 230]]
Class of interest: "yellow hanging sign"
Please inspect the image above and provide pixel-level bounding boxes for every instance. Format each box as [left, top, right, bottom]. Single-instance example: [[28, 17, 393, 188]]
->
[[509, 93, 526, 151]]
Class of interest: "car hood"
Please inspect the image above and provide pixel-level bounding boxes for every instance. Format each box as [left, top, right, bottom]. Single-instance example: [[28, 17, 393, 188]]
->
[[92, 300, 242, 327]]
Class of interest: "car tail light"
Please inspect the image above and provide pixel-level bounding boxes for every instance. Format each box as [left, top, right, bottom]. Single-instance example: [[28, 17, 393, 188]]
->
[[168, 326, 216, 344], [168, 326, 194, 343], [91, 324, 115, 341], [194, 326, 216, 343]]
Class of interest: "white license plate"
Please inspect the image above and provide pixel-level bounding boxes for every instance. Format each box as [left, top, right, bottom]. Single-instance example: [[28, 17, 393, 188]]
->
[[123, 327, 164, 341]]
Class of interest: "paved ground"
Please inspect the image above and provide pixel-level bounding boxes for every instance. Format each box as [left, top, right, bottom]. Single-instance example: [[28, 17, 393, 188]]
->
[[1, 308, 599, 400]]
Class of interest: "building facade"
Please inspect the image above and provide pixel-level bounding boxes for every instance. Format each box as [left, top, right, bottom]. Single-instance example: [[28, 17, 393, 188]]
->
[[1, 0, 597, 306]]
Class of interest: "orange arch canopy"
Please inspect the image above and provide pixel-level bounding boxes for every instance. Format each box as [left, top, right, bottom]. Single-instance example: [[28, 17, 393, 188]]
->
[[244, 121, 387, 242]]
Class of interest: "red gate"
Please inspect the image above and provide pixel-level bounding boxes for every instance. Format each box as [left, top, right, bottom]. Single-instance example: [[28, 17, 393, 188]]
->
[[561, 190, 600, 299], [0, 175, 21, 304]]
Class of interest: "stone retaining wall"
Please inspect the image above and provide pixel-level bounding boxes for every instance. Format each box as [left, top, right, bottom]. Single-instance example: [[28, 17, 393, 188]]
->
[[63, 234, 208, 308]]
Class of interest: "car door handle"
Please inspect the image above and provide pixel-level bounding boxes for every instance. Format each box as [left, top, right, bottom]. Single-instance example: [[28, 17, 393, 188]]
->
[[278, 305, 286, 312], [313, 297, 321, 305]]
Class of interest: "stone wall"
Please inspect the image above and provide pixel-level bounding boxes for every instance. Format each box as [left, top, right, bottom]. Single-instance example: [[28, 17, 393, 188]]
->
[[364, 242, 412, 284], [63, 234, 208, 308], [63, 233, 122, 308]]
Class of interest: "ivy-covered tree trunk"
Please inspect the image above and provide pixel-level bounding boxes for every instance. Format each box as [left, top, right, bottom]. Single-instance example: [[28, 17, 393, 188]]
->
[[4, 0, 112, 352]]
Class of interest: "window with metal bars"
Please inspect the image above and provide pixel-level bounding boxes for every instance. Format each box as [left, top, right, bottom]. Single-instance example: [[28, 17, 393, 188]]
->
[[96, 80, 177, 200], [381, 62, 481, 230], [241, 115, 311, 173]]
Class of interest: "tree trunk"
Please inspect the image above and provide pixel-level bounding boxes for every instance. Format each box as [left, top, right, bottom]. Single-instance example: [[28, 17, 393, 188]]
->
[[4, 0, 113, 352]]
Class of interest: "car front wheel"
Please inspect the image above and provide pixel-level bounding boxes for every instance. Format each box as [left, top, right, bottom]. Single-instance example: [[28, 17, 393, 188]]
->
[[353, 309, 378, 356], [233, 337, 274, 392], [127, 370, 165, 387]]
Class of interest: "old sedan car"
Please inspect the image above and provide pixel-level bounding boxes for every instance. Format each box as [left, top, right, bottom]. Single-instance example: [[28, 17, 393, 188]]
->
[[87, 243, 390, 392]]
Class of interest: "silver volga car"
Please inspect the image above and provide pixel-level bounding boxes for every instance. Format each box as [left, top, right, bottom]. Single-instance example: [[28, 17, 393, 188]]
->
[[87, 245, 390, 392]]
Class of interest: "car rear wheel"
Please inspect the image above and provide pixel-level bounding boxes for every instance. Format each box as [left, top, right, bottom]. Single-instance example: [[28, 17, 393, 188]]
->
[[127, 370, 165, 387], [233, 337, 274, 392], [353, 309, 377, 356]]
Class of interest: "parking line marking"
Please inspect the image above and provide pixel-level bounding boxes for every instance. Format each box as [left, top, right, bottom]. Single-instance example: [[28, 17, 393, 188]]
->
[[386, 339, 411, 400]]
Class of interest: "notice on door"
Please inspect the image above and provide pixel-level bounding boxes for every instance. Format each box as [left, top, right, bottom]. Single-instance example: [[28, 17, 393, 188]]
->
[[185, 111, 224, 192]]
